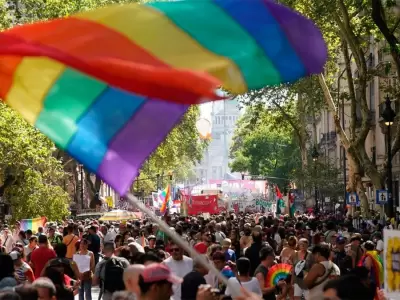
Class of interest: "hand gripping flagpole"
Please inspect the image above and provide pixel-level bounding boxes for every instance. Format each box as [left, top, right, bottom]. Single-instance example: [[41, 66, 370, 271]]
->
[[125, 192, 242, 297]]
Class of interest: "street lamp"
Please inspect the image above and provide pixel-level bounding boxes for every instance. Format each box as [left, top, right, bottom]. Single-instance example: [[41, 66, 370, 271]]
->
[[311, 146, 319, 162], [381, 95, 396, 219], [311, 146, 319, 213], [78, 164, 84, 209]]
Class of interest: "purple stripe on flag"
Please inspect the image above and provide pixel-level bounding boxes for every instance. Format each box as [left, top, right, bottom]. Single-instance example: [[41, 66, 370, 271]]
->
[[263, 0, 327, 74], [98, 99, 189, 194]]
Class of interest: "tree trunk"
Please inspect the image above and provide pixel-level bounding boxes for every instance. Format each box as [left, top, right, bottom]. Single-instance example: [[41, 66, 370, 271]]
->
[[318, 74, 371, 217], [297, 93, 309, 169]]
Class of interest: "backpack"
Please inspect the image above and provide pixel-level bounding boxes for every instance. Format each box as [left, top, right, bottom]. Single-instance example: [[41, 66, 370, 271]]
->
[[103, 258, 125, 293]]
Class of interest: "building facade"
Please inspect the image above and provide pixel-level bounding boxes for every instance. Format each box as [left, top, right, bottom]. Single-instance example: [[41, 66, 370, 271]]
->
[[310, 40, 400, 211], [194, 99, 241, 182]]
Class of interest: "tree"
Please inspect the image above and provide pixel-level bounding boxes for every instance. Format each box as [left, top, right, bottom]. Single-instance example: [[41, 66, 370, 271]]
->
[[293, 158, 345, 207], [238, 76, 324, 170], [0, 103, 70, 220], [230, 109, 301, 190], [371, 0, 400, 166], [236, 0, 400, 217]]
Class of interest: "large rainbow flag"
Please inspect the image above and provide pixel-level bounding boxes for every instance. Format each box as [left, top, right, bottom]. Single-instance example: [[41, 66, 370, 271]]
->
[[20, 217, 47, 232], [0, 0, 327, 195]]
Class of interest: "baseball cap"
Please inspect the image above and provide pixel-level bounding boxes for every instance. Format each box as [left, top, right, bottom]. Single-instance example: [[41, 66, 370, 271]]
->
[[141, 263, 182, 284], [9, 251, 21, 261], [336, 236, 346, 244]]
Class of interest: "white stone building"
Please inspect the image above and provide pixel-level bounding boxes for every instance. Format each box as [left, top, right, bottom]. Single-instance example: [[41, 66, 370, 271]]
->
[[195, 99, 241, 182]]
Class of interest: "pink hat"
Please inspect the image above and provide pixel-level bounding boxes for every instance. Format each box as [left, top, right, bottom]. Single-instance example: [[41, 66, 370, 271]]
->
[[142, 263, 182, 284]]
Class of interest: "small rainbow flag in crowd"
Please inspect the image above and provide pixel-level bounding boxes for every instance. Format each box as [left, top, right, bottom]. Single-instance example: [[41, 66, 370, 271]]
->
[[276, 186, 285, 215], [20, 217, 47, 232], [159, 185, 171, 215]]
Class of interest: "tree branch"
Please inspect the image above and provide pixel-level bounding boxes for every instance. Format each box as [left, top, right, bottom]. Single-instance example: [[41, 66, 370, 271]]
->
[[390, 18, 400, 34], [271, 99, 301, 134], [318, 74, 350, 148], [372, 0, 400, 78]]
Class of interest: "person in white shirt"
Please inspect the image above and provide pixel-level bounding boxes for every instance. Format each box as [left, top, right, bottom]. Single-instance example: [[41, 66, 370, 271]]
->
[[1, 226, 15, 253], [103, 226, 118, 243], [214, 223, 226, 244], [374, 232, 384, 259], [163, 242, 193, 300], [225, 257, 262, 298], [12, 222, 21, 243]]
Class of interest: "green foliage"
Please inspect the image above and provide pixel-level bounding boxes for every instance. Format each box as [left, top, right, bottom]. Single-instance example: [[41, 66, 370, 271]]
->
[[230, 109, 300, 189], [238, 76, 324, 132], [293, 159, 345, 200], [0, 103, 69, 221]]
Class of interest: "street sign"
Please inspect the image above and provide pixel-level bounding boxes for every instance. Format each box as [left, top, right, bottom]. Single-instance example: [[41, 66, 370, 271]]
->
[[346, 192, 360, 206], [376, 189, 388, 205]]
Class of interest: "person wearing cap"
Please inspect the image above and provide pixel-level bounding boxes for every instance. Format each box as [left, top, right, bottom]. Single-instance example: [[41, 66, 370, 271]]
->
[[146, 235, 156, 251], [138, 263, 182, 300], [332, 236, 351, 276], [10, 250, 35, 283], [30, 235, 56, 278], [349, 235, 363, 269]]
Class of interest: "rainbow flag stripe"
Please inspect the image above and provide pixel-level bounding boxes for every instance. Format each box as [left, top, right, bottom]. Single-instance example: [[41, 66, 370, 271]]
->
[[20, 217, 47, 233], [160, 185, 171, 215], [0, 0, 327, 194]]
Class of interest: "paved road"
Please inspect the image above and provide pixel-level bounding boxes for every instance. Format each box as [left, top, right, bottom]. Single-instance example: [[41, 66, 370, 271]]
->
[[75, 286, 100, 300]]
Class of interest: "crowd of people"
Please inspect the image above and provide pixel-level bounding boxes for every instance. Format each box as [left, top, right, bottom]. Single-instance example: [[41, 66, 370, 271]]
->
[[0, 211, 392, 300]]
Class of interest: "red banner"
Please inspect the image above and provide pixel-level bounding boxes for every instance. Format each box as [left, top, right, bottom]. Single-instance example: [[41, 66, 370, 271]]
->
[[188, 195, 219, 215]]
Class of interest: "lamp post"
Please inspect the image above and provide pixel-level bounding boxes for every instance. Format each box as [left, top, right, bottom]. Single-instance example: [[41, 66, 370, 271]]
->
[[78, 164, 84, 209], [311, 146, 319, 213], [381, 95, 396, 219]]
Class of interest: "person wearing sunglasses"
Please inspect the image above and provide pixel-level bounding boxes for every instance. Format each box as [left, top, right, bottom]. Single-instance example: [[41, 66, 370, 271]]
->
[[163, 242, 193, 300]]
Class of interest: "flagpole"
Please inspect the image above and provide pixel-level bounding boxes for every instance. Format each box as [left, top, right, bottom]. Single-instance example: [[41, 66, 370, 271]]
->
[[124, 192, 241, 297]]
